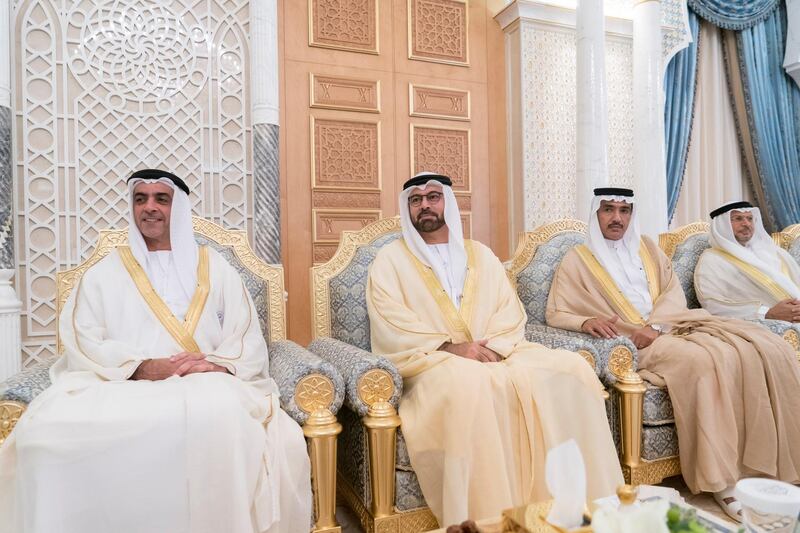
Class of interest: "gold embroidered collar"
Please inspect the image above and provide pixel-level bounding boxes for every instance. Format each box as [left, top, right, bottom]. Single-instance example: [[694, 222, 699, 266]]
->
[[574, 240, 660, 326], [401, 239, 477, 342], [708, 248, 793, 301], [118, 245, 210, 352]]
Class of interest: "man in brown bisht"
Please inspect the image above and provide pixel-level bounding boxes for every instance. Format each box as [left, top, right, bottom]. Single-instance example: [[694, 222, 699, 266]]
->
[[546, 187, 800, 522]]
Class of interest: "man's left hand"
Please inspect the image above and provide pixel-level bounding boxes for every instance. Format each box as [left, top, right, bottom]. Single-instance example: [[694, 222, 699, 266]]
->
[[629, 326, 660, 350], [170, 352, 231, 376]]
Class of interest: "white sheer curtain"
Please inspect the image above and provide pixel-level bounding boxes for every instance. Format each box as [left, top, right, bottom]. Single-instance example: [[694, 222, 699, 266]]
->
[[671, 21, 753, 228]]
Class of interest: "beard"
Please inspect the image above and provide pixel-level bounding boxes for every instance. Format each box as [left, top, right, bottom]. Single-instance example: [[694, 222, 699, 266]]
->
[[412, 210, 446, 233]]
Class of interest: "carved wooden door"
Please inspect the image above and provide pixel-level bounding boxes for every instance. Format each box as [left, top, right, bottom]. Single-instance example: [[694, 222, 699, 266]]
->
[[280, 0, 506, 342]]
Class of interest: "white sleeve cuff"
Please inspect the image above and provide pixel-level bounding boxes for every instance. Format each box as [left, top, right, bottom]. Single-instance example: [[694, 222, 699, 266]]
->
[[758, 305, 770, 320]]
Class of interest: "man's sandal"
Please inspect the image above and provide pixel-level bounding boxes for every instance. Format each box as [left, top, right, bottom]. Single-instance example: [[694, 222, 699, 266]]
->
[[713, 490, 743, 523]]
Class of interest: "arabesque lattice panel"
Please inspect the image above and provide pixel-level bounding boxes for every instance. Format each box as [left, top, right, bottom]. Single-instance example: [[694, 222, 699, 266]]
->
[[13, 0, 252, 366]]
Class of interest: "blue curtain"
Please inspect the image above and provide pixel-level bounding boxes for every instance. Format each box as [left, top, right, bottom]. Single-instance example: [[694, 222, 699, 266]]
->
[[737, 6, 800, 229], [664, 11, 700, 221], [688, 0, 780, 30]]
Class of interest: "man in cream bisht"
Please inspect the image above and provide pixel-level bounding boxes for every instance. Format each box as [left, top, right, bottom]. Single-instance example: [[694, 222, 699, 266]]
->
[[0, 169, 310, 533], [546, 188, 800, 521], [695, 200, 800, 321], [366, 172, 622, 526]]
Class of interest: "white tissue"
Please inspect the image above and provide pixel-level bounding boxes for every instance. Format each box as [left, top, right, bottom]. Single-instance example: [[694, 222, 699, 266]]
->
[[545, 439, 587, 529]]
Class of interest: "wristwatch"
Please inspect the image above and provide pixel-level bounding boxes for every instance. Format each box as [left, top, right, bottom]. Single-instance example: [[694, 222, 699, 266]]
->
[[649, 324, 664, 335]]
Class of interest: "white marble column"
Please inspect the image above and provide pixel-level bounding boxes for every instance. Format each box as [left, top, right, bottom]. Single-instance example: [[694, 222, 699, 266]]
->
[[633, 0, 668, 236], [0, 270, 21, 381], [785, 0, 800, 87], [576, 0, 609, 221], [0, 0, 21, 381], [250, 0, 281, 263]]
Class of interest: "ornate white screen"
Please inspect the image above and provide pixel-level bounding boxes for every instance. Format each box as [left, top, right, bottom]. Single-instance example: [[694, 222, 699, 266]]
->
[[13, 0, 252, 366]]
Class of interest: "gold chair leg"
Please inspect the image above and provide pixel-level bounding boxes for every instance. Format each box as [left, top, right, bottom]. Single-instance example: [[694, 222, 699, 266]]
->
[[303, 409, 343, 533], [614, 372, 646, 481], [362, 400, 401, 518]]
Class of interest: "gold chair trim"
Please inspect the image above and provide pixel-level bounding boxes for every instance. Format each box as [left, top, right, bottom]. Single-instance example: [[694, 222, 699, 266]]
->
[[623, 455, 681, 486], [357, 369, 395, 407], [506, 219, 587, 287], [295, 374, 336, 414], [310, 216, 402, 338], [0, 400, 25, 446], [658, 221, 709, 259], [773, 223, 800, 250], [337, 473, 439, 533], [577, 349, 596, 371]]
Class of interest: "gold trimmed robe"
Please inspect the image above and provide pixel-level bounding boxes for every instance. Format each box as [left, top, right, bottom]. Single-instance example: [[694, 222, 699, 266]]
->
[[546, 236, 800, 493], [0, 247, 311, 533], [367, 239, 622, 525], [695, 246, 800, 320]]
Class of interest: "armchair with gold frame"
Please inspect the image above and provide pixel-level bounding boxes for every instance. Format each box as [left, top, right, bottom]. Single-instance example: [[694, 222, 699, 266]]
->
[[0, 216, 345, 533], [307, 216, 440, 533], [507, 220, 680, 486]]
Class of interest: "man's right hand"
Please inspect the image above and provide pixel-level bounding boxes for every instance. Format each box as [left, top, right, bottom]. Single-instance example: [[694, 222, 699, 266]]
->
[[130, 358, 182, 381], [440, 339, 501, 363], [765, 299, 800, 322], [130, 352, 210, 381], [581, 315, 620, 339]]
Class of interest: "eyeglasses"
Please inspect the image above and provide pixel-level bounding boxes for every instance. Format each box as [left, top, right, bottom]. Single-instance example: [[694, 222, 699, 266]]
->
[[408, 191, 443, 207]]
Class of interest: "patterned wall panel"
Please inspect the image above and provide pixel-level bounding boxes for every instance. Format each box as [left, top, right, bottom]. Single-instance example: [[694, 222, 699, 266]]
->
[[310, 116, 382, 263], [411, 125, 470, 192], [408, 0, 468, 65], [606, 38, 634, 191], [520, 22, 634, 230], [312, 118, 380, 190], [409, 84, 470, 121], [309, 0, 378, 54], [13, 0, 252, 365], [310, 74, 380, 113], [312, 209, 381, 242]]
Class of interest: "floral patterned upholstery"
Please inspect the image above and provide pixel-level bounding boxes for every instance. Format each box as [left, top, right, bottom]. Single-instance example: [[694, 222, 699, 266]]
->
[[0, 230, 344, 430], [306, 338, 401, 417], [641, 424, 679, 461], [0, 358, 54, 404], [516, 232, 585, 324], [789, 238, 800, 266], [643, 383, 674, 425], [328, 233, 401, 351], [525, 324, 638, 386], [671, 233, 710, 309]]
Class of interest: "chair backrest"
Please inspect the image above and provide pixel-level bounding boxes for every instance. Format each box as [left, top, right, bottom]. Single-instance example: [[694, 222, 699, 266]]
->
[[658, 221, 710, 309], [55, 217, 286, 354], [506, 220, 587, 326], [774, 223, 800, 265], [310, 217, 402, 350]]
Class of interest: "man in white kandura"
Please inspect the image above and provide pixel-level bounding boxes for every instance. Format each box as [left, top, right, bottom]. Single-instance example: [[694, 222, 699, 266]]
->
[[696, 200, 800, 321], [0, 169, 311, 533], [366, 172, 622, 526]]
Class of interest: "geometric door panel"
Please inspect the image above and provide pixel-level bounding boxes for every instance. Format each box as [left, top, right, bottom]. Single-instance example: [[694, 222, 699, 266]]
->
[[14, 0, 251, 365]]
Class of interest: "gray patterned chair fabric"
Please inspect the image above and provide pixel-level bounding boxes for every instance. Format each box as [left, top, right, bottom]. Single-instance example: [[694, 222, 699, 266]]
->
[[508, 220, 680, 483], [0, 226, 344, 427], [671, 233, 710, 309], [308, 218, 439, 532]]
